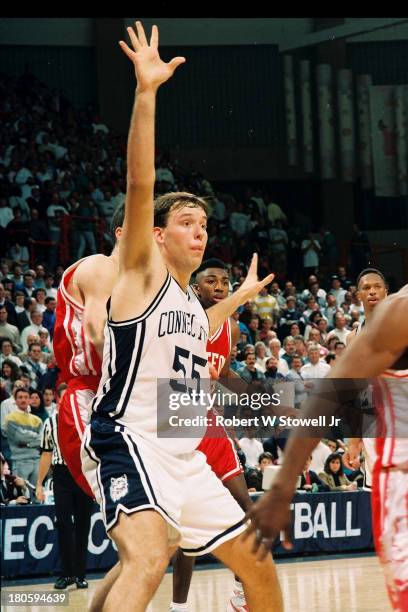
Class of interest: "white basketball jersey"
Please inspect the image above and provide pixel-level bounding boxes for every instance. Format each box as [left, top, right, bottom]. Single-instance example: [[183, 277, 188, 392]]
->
[[91, 274, 210, 454]]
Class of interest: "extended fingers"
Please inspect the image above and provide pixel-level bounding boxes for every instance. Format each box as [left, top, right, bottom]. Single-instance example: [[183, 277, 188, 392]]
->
[[126, 26, 141, 51], [135, 20, 148, 46], [150, 24, 159, 48]]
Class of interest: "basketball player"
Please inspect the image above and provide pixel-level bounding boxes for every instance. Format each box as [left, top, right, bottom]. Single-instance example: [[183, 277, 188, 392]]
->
[[344, 268, 388, 490], [81, 22, 283, 612], [245, 284, 408, 611], [171, 258, 252, 612]]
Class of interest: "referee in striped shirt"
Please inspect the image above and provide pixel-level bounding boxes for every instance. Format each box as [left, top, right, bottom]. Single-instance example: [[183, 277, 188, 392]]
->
[[36, 384, 94, 590]]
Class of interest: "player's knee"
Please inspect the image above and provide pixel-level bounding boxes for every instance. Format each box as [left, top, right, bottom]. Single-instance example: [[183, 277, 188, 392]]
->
[[123, 549, 168, 587]]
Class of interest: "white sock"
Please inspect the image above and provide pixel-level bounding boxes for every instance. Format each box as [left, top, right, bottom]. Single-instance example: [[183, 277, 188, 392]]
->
[[234, 579, 244, 594], [169, 602, 189, 611]]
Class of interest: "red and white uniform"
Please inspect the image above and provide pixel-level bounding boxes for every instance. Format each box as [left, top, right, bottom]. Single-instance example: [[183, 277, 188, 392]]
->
[[372, 359, 408, 611], [53, 258, 102, 497], [197, 319, 243, 483]]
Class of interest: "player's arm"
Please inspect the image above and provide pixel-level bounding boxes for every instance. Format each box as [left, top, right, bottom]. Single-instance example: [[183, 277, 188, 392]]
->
[[219, 319, 241, 379], [206, 254, 274, 335], [74, 256, 116, 358], [35, 451, 52, 502], [244, 292, 408, 557], [346, 328, 357, 346]]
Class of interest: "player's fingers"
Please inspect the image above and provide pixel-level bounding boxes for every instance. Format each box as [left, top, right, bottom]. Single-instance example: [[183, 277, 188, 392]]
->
[[168, 57, 186, 73], [259, 273, 275, 288], [150, 24, 159, 48], [119, 41, 137, 60], [135, 20, 148, 46], [127, 27, 141, 51], [282, 528, 293, 550], [248, 253, 258, 276]]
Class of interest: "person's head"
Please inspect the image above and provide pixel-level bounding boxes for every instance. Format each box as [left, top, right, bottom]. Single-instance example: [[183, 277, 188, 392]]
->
[[283, 336, 296, 355], [269, 338, 281, 358], [0, 306, 7, 323], [325, 353, 337, 366], [28, 342, 42, 362], [305, 296, 316, 309], [44, 274, 54, 288], [290, 354, 303, 372], [290, 322, 300, 337], [261, 317, 273, 331], [193, 258, 229, 308], [248, 316, 259, 331], [245, 352, 257, 370], [326, 293, 337, 307], [258, 452, 274, 472], [44, 297, 56, 312], [33, 288, 46, 303], [334, 312, 346, 329], [356, 268, 387, 315], [38, 328, 49, 345], [35, 264, 45, 278], [325, 439, 338, 453], [317, 318, 328, 334], [286, 296, 296, 309], [31, 310, 43, 326], [265, 356, 279, 372], [338, 265, 346, 277], [1, 359, 19, 380], [307, 343, 321, 365], [43, 387, 55, 407], [23, 272, 34, 288], [152, 192, 209, 275], [324, 452, 344, 475], [293, 335, 306, 356], [308, 328, 321, 344], [331, 276, 341, 290], [1, 339, 13, 356], [15, 388, 30, 411], [29, 389, 44, 411], [255, 341, 266, 358], [334, 341, 345, 356], [327, 335, 340, 351]]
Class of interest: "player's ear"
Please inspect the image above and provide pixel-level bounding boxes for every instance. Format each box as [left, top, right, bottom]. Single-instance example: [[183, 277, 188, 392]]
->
[[153, 226, 164, 243], [192, 283, 201, 296]]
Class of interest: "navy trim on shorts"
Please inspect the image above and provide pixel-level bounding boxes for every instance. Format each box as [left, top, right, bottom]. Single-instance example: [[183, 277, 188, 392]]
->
[[181, 519, 245, 554]]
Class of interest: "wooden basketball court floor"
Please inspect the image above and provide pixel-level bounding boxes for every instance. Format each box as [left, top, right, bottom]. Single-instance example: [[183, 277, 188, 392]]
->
[[2, 554, 390, 612]]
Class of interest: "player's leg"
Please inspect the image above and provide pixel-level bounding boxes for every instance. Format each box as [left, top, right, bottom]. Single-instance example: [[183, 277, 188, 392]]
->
[[103, 510, 171, 612], [212, 533, 283, 612], [89, 562, 121, 612], [171, 549, 195, 611], [58, 384, 95, 497]]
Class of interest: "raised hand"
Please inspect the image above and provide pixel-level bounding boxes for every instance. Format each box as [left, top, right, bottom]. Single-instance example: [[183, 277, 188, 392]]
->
[[238, 254, 274, 302], [119, 21, 185, 91]]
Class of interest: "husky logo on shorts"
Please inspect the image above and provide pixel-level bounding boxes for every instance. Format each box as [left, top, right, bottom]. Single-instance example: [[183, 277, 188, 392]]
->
[[110, 474, 129, 502]]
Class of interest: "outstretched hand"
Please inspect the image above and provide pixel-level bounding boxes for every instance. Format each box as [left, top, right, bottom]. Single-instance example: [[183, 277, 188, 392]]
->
[[237, 254, 274, 302], [119, 21, 185, 91]]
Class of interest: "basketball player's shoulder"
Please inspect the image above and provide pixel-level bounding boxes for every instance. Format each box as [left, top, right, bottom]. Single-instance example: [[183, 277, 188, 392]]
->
[[75, 255, 116, 283]]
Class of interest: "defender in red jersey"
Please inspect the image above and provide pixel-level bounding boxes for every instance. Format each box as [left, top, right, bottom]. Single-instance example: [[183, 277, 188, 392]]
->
[[172, 258, 255, 612], [54, 207, 124, 497], [246, 284, 408, 612]]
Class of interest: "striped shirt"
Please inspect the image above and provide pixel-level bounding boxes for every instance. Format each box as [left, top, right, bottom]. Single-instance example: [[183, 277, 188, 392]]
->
[[40, 414, 66, 466]]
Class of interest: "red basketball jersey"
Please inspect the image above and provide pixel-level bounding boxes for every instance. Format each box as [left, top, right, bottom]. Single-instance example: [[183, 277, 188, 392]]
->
[[207, 318, 231, 376], [53, 258, 102, 385]]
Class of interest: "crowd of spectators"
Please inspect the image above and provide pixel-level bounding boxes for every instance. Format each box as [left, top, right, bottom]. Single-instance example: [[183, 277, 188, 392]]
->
[[0, 70, 372, 503]]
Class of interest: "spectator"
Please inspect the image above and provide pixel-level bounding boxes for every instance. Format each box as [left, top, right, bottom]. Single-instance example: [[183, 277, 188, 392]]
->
[[230, 345, 245, 375], [264, 357, 286, 381], [0, 339, 23, 368], [237, 426, 264, 469], [23, 342, 47, 389], [285, 355, 308, 408], [43, 387, 57, 417], [267, 197, 287, 225], [258, 317, 276, 345], [329, 275, 347, 307], [29, 390, 49, 423], [293, 335, 307, 361], [281, 336, 297, 366], [0, 305, 21, 352], [319, 453, 358, 492], [301, 232, 321, 277], [229, 202, 250, 237], [246, 452, 275, 492], [334, 341, 346, 358], [17, 271, 36, 297], [240, 352, 266, 384], [254, 342, 268, 372], [0, 198, 14, 229], [300, 344, 331, 379], [42, 297, 57, 338], [253, 286, 279, 322], [326, 312, 350, 344], [299, 455, 329, 492], [1, 359, 22, 395], [269, 220, 288, 276], [0, 282, 18, 326], [246, 315, 260, 345], [38, 328, 54, 363], [1, 453, 30, 505], [20, 309, 44, 351], [268, 339, 289, 375], [72, 199, 98, 259], [4, 388, 43, 500], [33, 288, 47, 313], [44, 274, 58, 299]]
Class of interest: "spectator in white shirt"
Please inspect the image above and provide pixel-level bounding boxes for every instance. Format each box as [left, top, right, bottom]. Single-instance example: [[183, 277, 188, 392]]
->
[[0, 339, 23, 369], [301, 232, 321, 275], [229, 203, 250, 237], [20, 310, 44, 352], [0, 198, 13, 228], [330, 275, 347, 307], [268, 338, 289, 375], [326, 312, 350, 344], [300, 344, 331, 379], [44, 275, 57, 300], [238, 429, 264, 469]]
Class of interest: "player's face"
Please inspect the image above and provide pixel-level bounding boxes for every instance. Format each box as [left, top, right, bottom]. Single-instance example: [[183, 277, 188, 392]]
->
[[157, 206, 208, 273], [357, 273, 387, 312], [195, 268, 229, 308]]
